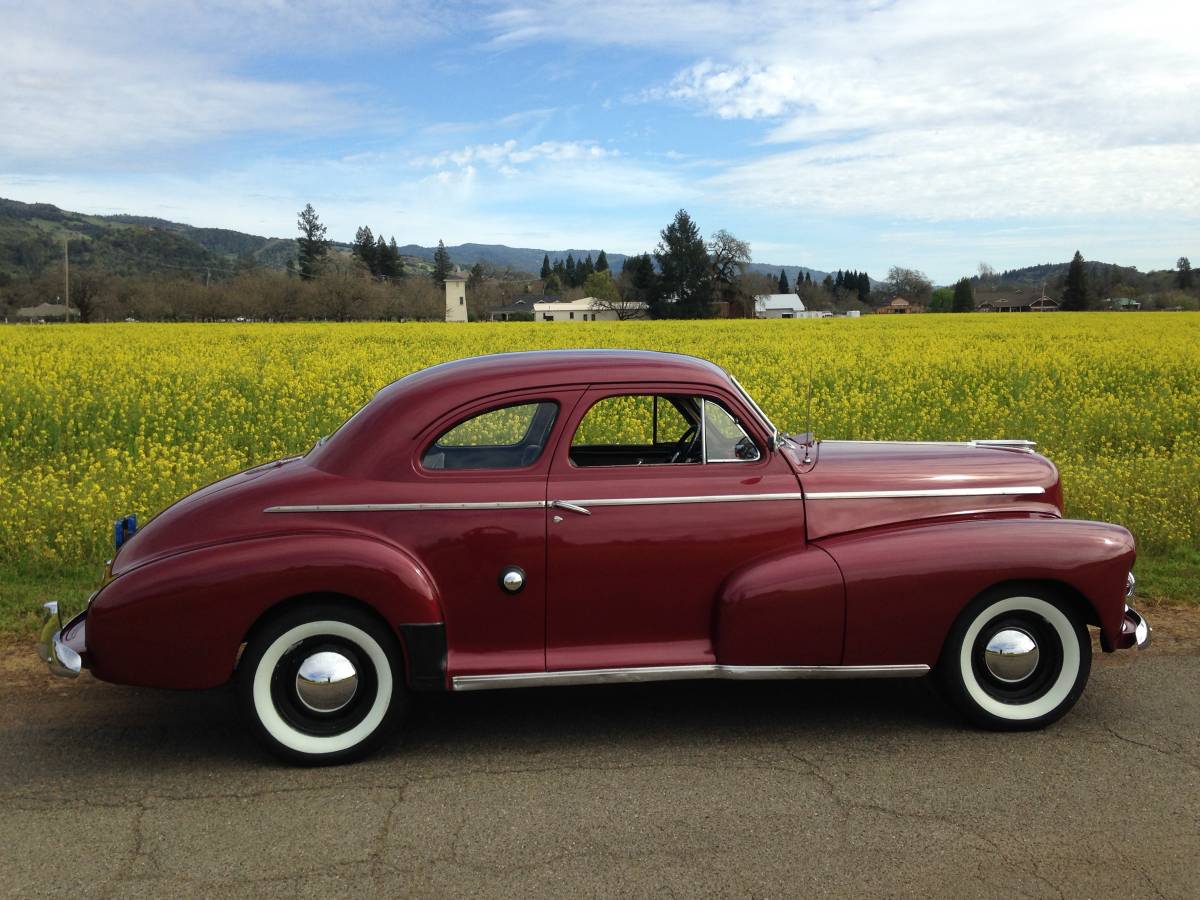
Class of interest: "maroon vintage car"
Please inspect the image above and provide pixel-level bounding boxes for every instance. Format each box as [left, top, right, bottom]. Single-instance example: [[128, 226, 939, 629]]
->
[[39, 350, 1149, 763]]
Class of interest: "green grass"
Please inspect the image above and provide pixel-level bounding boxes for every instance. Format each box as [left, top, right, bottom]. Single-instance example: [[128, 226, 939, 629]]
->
[[2, 553, 1195, 641]]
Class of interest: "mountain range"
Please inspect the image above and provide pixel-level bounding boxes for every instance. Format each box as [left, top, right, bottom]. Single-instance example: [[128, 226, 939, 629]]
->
[[0, 198, 834, 284]]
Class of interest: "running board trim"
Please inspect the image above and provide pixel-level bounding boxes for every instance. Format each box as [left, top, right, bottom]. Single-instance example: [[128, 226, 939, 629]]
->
[[451, 663, 930, 691]]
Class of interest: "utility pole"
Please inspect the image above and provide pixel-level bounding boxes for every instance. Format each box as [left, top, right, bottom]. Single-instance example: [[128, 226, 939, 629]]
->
[[63, 237, 70, 323]]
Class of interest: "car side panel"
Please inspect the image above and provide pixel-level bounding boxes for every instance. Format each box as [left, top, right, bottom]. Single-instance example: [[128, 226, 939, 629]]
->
[[817, 518, 1135, 667], [86, 534, 442, 689], [715, 544, 846, 666]]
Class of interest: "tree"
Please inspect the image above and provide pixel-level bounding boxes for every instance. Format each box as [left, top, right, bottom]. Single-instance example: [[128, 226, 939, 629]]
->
[[585, 270, 644, 320], [857, 272, 871, 304], [542, 271, 563, 295], [929, 286, 954, 312], [952, 277, 975, 312], [296, 204, 330, 281], [977, 262, 997, 286], [1061, 250, 1089, 310], [777, 269, 789, 293], [353, 226, 378, 275], [618, 253, 657, 306], [468, 262, 485, 291], [384, 237, 404, 278], [69, 268, 108, 323], [1178, 257, 1194, 290], [708, 229, 752, 315], [654, 210, 713, 317], [565, 254, 577, 288], [540, 254, 552, 280], [432, 239, 452, 286], [595, 249, 609, 272], [884, 266, 932, 304]]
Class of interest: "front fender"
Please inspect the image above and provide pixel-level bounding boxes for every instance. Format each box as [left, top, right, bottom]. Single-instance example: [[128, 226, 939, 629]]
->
[[816, 518, 1135, 667], [87, 533, 442, 689]]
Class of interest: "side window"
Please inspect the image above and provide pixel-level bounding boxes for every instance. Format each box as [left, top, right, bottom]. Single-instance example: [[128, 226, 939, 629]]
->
[[422, 401, 558, 470], [703, 400, 761, 462]]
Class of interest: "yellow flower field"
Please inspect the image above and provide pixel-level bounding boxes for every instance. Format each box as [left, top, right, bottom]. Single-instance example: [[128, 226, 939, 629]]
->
[[1, 315, 1198, 570]]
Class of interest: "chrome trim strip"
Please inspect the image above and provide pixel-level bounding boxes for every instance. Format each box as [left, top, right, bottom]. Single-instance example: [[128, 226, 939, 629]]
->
[[264, 501, 547, 513], [453, 663, 930, 691], [805, 486, 1045, 500], [564, 493, 806, 508]]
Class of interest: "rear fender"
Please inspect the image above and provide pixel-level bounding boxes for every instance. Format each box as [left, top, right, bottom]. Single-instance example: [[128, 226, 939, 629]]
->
[[817, 518, 1135, 667], [87, 533, 442, 689]]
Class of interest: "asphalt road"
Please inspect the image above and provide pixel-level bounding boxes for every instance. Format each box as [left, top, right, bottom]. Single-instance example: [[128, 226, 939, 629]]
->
[[3, 621, 1198, 899]]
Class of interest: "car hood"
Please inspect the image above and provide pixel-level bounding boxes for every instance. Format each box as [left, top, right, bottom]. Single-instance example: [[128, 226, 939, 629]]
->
[[799, 440, 1063, 540]]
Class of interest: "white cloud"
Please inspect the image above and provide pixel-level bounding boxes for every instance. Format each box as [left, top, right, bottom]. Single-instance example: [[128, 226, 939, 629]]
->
[[486, 0, 1200, 222], [414, 139, 618, 171]]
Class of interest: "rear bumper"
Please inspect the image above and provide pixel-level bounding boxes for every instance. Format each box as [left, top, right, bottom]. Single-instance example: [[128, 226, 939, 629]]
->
[[37, 602, 88, 678]]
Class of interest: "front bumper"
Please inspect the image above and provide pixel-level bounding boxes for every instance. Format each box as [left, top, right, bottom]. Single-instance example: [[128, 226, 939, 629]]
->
[[37, 602, 88, 678], [1119, 604, 1151, 650]]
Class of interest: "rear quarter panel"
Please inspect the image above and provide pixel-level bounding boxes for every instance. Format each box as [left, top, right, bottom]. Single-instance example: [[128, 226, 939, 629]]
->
[[87, 533, 442, 689], [817, 518, 1135, 666]]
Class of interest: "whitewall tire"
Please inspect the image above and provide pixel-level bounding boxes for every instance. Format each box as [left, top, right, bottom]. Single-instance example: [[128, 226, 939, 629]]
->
[[237, 602, 407, 764], [938, 586, 1091, 730]]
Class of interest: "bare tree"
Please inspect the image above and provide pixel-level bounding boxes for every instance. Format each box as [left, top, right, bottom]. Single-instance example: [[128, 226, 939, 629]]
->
[[885, 266, 933, 303], [584, 270, 645, 319]]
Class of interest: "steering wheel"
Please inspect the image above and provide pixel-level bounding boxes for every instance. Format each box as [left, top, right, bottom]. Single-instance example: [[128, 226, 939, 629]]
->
[[669, 425, 701, 463]]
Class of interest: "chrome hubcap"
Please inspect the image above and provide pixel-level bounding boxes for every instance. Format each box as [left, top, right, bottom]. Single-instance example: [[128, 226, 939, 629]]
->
[[295, 651, 359, 713], [984, 628, 1040, 683]]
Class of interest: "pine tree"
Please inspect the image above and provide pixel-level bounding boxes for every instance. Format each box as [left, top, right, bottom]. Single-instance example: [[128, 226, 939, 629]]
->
[[296, 203, 329, 281], [565, 254, 576, 287], [540, 254, 551, 280], [1061, 250, 1089, 310], [778, 269, 789, 293], [354, 226, 378, 275], [583, 254, 595, 280], [653, 209, 713, 318], [432, 239, 452, 286], [1178, 256, 1194, 290], [596, 250, 609, 272], [952, 277, 974, 312], [468, 262, 484, 290], [858, 272, 871, 303], [388, 237, 405, 278]]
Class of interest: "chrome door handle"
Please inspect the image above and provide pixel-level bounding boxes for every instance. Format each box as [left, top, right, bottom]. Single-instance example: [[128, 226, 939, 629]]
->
[[551, 500, 591, 516]]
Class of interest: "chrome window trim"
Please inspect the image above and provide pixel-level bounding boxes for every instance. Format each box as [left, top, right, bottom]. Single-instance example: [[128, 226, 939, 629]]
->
[[804, 486, 1045, 500], [563, 493, 805, 508], [452, 663, 930, 691]]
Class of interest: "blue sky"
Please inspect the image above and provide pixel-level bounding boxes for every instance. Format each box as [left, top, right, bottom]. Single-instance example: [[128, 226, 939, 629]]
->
[[2, 0, 1197, 282]]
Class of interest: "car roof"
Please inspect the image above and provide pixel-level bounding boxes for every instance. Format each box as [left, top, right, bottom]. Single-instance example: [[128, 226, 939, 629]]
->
[[311, 349, 742, 478]]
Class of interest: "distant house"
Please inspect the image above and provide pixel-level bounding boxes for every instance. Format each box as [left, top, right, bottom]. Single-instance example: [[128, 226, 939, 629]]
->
[[977, 295, 1059, 313], [533, 297, 648, 322], [752, 293, 829, 319], [877, 296, 922, 314], [16, 302, 77, 322], [490, 294, 556, 321], [1104, 297, 1141, 311]]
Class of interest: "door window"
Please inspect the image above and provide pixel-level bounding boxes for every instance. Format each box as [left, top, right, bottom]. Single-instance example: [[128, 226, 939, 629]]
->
[[569, 394, 758, 467]]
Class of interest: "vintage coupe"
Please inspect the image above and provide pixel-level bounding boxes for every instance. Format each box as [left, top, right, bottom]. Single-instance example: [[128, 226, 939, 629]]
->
[[40, 350, 1150, 763]]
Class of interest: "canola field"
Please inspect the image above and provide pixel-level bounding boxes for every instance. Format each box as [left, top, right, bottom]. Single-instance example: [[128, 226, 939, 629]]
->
[[2, 315, 1198, 573]]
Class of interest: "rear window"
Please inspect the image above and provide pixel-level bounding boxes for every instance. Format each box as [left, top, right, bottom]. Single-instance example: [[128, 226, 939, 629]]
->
[[422, 401, 559, 470]]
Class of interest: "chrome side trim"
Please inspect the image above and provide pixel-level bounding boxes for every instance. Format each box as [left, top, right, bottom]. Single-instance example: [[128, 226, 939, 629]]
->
[[265, 501, 547, 513], [452, 663, 930, 691], [564, 492, 806, 508], [804, 486, 1045, 500]]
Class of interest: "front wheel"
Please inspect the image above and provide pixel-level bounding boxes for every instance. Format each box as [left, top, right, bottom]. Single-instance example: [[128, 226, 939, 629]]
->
[[237, 602, 407, 764], [938, 586, 1091, 730]]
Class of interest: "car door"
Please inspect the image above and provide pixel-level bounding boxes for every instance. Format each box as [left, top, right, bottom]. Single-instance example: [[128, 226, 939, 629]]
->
[[396, 389, 582, 677], [544, 384, 808, 671]]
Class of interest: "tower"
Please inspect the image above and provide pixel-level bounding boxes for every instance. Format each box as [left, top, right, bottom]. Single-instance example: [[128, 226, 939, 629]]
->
[[444, 272, 468, 322]]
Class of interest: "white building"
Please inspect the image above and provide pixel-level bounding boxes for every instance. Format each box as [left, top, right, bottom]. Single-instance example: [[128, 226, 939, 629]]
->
[[533, 297, 648, 322], [753, 294, 830, 319], [444, 272, 468, 322]]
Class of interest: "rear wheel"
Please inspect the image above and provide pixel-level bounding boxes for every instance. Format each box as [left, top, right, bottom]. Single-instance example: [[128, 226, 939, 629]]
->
[[237, 602, 407, 764], [938, 586, 1091, 730]]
